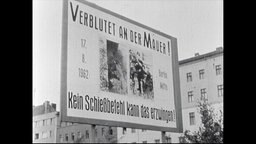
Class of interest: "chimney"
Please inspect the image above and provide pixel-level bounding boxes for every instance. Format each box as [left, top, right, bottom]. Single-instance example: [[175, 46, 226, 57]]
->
[[216, 47, 223, 51], [44, 101, 50, 114], [51, 103, 56, 112], [195, 53, 199, 56]]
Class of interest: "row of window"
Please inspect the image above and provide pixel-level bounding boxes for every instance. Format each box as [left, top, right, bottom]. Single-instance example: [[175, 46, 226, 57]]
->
[[59, 127, 113, 142], [60, 130, 89, 142], [188, 89, 207, 103], [135, 139, 161, 143], [33, 118, 55, 128], [122, 128, 146, 135], [123, 128, 167, 143], [34, 130, 53, 140], [188, 106, 223, 126], [60, 121, 74, 127], [96, 127, 113, 136], [186, 64, 222, 82], [187, 85, 223, 103], [143, 138, 171, 143]]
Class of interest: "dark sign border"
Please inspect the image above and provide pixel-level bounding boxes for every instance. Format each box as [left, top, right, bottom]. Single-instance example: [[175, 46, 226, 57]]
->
[[60, 0, 183, 133]]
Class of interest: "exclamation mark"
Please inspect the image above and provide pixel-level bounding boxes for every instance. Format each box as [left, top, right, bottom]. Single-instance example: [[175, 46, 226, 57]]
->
[[168, 41, 171, 56]]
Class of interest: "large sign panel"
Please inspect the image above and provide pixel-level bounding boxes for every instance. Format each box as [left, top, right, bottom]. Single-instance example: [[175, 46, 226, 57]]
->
[[61, 0, 182, 132]]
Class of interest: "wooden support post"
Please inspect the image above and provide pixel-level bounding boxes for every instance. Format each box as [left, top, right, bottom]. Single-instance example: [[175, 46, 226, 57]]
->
[[161, 131, 167, 143], [91, 124, 96, 143]]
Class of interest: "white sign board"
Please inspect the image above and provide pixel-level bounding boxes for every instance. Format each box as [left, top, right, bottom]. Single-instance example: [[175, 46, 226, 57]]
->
[[61, 0, 182, 132]]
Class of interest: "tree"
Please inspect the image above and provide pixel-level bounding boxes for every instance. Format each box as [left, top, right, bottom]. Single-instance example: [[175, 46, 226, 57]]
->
[[180, 101, 223, 143]]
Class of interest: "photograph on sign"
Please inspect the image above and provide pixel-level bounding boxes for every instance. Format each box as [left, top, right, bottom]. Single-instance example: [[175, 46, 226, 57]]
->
[[99, 38, 128, 95], [129, 48, 154, 99]]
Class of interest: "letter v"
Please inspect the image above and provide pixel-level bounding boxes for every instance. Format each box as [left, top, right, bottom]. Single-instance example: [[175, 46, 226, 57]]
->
[[70, 2, 79, 22]]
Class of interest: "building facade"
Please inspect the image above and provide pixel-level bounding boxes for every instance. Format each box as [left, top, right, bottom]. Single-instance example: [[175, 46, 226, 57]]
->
[[33, 111, 59, 143], [33, 101, 59, 143], [33, 101, 117, 143], [180, 47, 223, 133], [116, 47, 223, 143]]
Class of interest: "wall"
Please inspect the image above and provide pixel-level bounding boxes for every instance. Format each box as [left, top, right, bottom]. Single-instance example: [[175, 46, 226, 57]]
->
[[180, 53, 223, 109]]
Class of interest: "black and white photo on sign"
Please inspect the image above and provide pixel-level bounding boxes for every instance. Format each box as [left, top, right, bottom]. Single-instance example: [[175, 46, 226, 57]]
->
[[129, 48, 154, 99], [99, 37, 154, 99], [99, 38, 128, 95]]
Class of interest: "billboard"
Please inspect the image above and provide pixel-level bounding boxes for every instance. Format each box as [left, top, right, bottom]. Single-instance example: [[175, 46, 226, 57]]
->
[[61, 0, 182, 132]]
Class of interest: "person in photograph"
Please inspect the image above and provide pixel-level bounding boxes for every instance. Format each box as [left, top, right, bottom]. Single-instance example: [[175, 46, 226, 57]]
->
[[129, 49, 153, 98], [136, 61, 146, 95]]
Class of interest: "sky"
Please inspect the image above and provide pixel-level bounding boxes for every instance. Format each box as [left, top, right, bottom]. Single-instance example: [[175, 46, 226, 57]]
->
[[33, 0, 223, 110]]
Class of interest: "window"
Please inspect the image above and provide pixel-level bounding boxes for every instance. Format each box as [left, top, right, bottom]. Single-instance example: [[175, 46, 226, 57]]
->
[[199, 69, 205, 79], [216, 65, 222, 75], [51, 118, 55, 125], [142, 141, 147, 143], [109, 127, 113, 135], [123, 127, 127, 135], [59, 134, 63, 142], [186, 72, 192, 82], [43, 120, 45, 126], [49, 131, 52, 137], [189, 112, 195, 125], [71, 133, 75, 141], [85, 130, 89, 139], [155, 139, 160, 143], [217, 85, 223, 97], [131, 128, 136, 133], [188, 91, 193, 103], [50, 118, 53, 125], [35, 133, 39, 140], [65, 134, 68, 141], [200, 88, 207, 101]]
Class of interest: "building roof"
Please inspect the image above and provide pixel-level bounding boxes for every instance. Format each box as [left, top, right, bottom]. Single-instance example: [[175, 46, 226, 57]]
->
[[33, 101, 56, 116], [179, 47, 223, 65], [33, 105, 45, 116]]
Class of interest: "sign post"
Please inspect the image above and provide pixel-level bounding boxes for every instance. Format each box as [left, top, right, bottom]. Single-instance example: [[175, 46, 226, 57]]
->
[[90, 124, 96, 143], [60, 0, 183, 133], [161, 131, 167, 143]]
